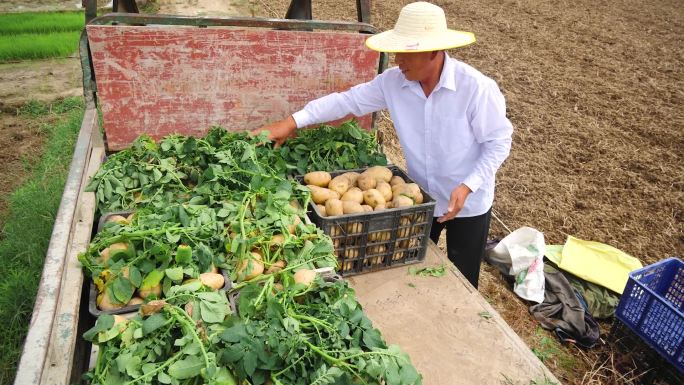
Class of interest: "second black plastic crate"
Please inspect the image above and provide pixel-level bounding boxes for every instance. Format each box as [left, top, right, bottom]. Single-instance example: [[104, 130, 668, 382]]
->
[[88, 269, 236, 317], [300, 165, 436, 277]]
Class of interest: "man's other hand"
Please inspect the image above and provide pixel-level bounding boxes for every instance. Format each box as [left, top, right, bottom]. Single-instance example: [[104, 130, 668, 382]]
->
[[437, 184, 472, 223], [249, 116, 298, 147]]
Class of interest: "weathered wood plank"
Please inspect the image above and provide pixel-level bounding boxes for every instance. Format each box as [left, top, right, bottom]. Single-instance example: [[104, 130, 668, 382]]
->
[[40, 144, 103, 385], [87, 26, 381, 150], [348, 242, 559, 385]]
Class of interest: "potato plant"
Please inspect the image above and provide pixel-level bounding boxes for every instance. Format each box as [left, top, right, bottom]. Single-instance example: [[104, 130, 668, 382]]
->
[[81, 124, 420, 384]]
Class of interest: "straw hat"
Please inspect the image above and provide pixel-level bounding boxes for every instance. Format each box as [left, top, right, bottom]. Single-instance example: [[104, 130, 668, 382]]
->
[[365, 2, 475, 53]]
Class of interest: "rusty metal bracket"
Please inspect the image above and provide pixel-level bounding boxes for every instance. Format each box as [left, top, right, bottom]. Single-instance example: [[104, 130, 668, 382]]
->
[[285, 0, 312, 20]]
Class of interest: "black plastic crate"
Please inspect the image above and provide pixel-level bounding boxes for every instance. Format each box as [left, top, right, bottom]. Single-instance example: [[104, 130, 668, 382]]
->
[[89, 211, 237, 316], [610, 321, 684, 384], [298, 165, 436, 277], [87, 269, 235, 317]]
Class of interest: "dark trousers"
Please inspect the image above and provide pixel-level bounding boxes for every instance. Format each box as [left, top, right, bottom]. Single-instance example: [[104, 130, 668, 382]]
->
[[430, 208, 492, 289]]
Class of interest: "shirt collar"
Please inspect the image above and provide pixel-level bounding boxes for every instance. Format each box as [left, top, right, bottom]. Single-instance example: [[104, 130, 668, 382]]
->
[[400, 52, 457, 92]]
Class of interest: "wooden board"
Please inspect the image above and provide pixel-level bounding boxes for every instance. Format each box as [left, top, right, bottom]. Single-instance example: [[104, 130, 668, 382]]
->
[[348, 242, 559, 385], [41, 144, 103, 385], [87, 26, 381, 150]]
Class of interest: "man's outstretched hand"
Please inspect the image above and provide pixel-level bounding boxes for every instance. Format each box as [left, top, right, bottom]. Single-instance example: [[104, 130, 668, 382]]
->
[[249, 116, 298, 147], [437, 183, 472, 223]]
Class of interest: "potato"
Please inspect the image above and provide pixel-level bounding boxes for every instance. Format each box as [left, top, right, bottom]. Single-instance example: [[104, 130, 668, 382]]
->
[[330, 226, 342, 236], [328, 175, 351, 196], [97, 289, 123, 311], [304, 171, 332, 187], [340, 172, 361, 186], [366, 244, 386, 255], [270, 234, 285, 248], [108, 242, 131, 262], [356, 174, 377, 191], [325, 199, 344, 216], [340, 260, 355, 271], [342, 248, 359, 259], [399, 216, 412, 226], [376, 181, 393, 202], [341, 187, 364, 204], [392, 195, 414, 208], [294, 269, 316, 286], [363, 189, 386, 208], [366, 255, 384, 266], [398, 226, 410, 238], [392, 251, 405, 261], [138, 283, 162, 300], [141, 300, 166, 316], [368, 231, 390, 242], [361, 204, 373, 212], [308, 185, 339, 204], [106, 214, 129, 225], [200, 272, 225, 290], [127, 297, 144, 306], [98, 247, 111, 264], [287, 215, 302, 235], [316, 204, 327, 217], [237, 252, 264, 281], [266, 260, 287, 274], [362, 166, 393, 183], [390, 175, 405, 186], [342, 201, 365, 214], [374, 204, 386, 211], [393, 183, 423, 204], [406, 183, 424, 204], [289, 200, 302, 210], [346, 222, 363, 234]]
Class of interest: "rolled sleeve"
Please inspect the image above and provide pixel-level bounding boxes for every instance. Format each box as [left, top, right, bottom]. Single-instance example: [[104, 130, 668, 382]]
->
[[292, 109, 315, 128]]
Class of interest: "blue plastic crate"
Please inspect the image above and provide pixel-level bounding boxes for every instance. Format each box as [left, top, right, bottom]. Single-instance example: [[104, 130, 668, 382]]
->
[[616, 257, 684, 373]]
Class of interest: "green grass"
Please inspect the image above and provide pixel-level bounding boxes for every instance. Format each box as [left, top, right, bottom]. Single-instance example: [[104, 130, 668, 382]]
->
[[0, 97, 84, 385], [0, 31, 81, 62], [530, 327, 577, 372], [0, 11, 84, 35]]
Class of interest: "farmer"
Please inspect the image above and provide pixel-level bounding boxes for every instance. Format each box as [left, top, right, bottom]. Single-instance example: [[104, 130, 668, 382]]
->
[[253, 1, 513, 289]]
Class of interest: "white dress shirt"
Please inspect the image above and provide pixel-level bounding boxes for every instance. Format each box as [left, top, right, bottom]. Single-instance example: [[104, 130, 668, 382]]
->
[[292, 53, 513, 218]]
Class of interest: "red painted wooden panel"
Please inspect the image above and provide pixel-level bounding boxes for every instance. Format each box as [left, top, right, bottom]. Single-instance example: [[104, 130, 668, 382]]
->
[[87, 26, 380, 150]]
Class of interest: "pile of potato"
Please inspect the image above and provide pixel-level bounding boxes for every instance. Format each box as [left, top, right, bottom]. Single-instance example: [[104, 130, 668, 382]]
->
[[303, 166, 424, 217]]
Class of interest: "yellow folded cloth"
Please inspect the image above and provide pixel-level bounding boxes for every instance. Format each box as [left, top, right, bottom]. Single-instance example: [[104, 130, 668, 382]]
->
[[552, 236, 642, 294]]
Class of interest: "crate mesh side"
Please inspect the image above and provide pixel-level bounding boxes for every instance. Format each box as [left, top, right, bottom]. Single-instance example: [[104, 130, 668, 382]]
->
[[639, 300, 684, 358], [664, 266, 684, 311], [617, 258, 684, 374], [618, 280, 650, 327]]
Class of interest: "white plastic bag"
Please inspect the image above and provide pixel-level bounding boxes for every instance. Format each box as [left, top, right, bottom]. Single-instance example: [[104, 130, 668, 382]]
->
[[489, 227, 546, 303]]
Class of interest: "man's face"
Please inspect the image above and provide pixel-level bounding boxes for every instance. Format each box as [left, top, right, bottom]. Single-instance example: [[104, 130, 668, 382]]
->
[[394, 51, 438, 82]]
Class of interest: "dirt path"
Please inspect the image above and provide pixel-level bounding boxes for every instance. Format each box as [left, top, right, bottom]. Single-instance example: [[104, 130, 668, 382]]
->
[[0, 0, 80, 13], [155, 0, 253, 16], [0, 57, 82, 110]]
